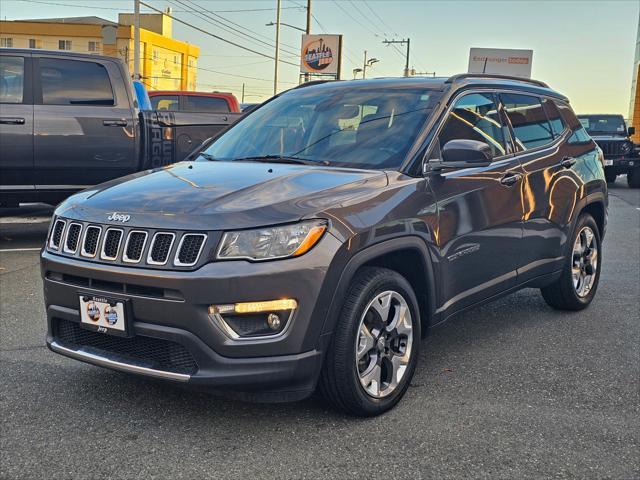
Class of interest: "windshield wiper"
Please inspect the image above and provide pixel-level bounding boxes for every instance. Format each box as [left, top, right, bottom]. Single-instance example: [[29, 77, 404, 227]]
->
[[197, 152, 218, 161], [232, 155, 329, 166]]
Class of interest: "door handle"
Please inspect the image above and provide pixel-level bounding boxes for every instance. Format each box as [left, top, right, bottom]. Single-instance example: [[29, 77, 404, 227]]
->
[[103, 119, 128, 127], [0, 117, 25, 125], [561, 157, 576, 169], [500, 172, 522, 187]]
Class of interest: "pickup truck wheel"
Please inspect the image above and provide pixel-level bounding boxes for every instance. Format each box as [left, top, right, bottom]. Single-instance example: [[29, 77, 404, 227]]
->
[[604, 170, 617, 184], [319, 267, 420, 416], [540, 213, 601, 311], [628, 169, 640, 188]]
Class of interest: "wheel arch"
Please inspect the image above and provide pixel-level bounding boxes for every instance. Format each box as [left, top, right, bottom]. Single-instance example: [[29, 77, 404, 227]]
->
[[321, 236, 437, 339]]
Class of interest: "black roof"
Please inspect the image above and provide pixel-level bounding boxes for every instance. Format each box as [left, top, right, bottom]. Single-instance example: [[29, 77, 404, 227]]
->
[[0, 48, 120, 63]]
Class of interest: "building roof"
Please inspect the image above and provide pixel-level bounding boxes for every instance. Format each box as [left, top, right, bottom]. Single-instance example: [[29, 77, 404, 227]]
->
[[21, 16, 117, 27]]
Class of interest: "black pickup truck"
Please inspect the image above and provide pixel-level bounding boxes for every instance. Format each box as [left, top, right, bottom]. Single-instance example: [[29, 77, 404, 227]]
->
[[0, 49, 242, 206]]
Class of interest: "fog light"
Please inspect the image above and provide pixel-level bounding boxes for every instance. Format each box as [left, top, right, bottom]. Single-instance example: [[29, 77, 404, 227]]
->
[[267, 313, 281, 331]]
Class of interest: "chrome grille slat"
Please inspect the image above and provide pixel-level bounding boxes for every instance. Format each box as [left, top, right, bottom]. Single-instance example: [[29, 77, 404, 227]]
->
[[81, 226, 102, 258], [174, 234, 207, 267], [100, 228, 124, 261], [49, 219, 66, 250], [123, 230, 148, 263], [63, 223, 82, 254], [147, 232, 175, 266]]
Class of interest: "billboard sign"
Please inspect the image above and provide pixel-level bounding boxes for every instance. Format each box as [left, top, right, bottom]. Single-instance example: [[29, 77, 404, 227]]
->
[[468, 48, 533, 78], [300, 34, 342, 76]]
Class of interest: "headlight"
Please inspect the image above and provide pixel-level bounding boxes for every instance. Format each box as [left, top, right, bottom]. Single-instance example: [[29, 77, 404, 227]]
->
[[217, 220, 327, 261], [621, 141, 632, 154]]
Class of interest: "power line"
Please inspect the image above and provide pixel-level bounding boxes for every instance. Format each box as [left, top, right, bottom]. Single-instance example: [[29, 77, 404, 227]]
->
[[362, 0, 398, 37], [139, 1, 299, 67]]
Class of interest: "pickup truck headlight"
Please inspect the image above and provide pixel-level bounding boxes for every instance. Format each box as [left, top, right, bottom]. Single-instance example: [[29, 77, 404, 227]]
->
[[216, 220, 327, 261], [621, 141, 633, 155]]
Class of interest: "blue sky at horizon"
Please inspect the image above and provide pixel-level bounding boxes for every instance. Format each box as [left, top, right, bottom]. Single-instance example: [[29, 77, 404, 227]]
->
[[1, 0, 638, 115]]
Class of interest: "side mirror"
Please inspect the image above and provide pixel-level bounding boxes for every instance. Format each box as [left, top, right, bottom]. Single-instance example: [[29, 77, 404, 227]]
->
[[628, 126, 635, 136], [429, 139, 493, 171]]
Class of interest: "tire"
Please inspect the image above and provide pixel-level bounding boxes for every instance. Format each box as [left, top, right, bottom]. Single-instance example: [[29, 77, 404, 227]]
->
[[605, 170, 617, 184], [319, 267, 421, 416], [541, 213, 602, 311], [628, 169, 640, 188]]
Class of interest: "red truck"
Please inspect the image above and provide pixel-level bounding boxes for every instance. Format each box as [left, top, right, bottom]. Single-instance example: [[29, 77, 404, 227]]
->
[[148, 90, 241, 113]]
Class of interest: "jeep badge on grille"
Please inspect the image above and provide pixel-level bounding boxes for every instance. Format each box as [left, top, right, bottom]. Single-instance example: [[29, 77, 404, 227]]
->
[[107, 212, 131, 223]]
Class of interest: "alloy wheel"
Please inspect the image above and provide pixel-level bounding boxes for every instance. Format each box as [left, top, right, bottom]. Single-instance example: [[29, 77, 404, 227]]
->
[[355, 290, 414, 398], [572, 226, 598, 298]]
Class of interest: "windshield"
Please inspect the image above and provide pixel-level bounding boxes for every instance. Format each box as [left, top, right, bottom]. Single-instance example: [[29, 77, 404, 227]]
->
[[578, 115, 626, 135], [198, 84, 440, 169]]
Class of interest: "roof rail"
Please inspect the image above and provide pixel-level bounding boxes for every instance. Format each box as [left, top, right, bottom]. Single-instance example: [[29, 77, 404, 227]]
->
[[293, 79, 333, 89], [445, 73, 549, 89]]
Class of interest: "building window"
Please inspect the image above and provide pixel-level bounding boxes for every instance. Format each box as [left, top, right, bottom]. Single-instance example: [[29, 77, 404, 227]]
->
[[0, 38, 13, 48], [28, 38, 42, 49], [152, 50, 159, 62], [88, 41, 100, 52], [59, 40, 72, 51], [173, 55, 179, 66]]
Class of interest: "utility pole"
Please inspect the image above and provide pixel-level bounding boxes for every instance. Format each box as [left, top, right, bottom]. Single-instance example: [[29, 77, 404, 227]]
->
[[133, 0, 140, 80], [304, 0, 311, 83], [382, 38, 411, 77], [241, 83, 245, 103], [273, 0, 281, 95]]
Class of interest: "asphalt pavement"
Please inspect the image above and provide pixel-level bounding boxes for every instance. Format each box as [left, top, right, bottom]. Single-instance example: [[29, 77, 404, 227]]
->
[[0, 180, 638, 480]]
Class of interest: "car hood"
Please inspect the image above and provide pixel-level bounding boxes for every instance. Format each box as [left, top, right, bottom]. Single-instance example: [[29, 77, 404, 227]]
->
[[57, 161, 388, 230]]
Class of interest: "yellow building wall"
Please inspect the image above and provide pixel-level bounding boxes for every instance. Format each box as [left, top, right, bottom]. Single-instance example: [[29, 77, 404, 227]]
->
[[0, 19, 199, 92], [632, 64, 640, 143]]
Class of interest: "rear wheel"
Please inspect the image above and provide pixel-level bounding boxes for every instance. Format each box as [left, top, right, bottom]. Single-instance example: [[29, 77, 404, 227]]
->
[[605, 170, 617, 184], [319, 267, 420, 416], [628, 169, 640, 188], [541, 213, 601, 310]]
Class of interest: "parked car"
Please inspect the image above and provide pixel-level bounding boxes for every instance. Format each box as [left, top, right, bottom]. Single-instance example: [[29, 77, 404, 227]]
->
[[149, 90, 241, 114], [43, 74, 607, 416], [577, 114, 639, 187], [0, 49, 242, 206]]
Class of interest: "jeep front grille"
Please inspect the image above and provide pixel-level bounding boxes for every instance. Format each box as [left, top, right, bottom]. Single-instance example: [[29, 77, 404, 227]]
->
[[49, 219, 66, 250], [63, 223, 82, 253], [174, 234, 206, 266], [123, 231, 147, 263], [101, 228, 123, 261], [148, 233, 175, 265], [47, 218, 211, 270], [81, 226, 101, 257], [596, 140, 622, 157]]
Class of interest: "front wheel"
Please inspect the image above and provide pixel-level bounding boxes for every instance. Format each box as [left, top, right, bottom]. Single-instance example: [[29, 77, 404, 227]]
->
[[628, 169, 640, 188], [605, 170, 617, 184], [541, 213, 601, 310], [319, 267, 420, 416]]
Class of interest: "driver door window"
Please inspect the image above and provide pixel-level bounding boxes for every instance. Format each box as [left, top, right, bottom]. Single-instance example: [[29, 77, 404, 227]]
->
[[437, 93, 506, 158]]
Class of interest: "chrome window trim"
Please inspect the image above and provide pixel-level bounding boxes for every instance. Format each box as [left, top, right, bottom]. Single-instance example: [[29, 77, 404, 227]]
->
[[173, 233, 207, 267], [48, 219, 66, 250], [100, 227, 124, 261], [80, 225, 102, 258], [122, 230, 148, 264], [146, 232, 175, 266], [62, 222, 82, 254]]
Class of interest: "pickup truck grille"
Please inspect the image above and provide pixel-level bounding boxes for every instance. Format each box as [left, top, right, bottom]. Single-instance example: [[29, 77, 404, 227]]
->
[[47, 218, 212, 270]]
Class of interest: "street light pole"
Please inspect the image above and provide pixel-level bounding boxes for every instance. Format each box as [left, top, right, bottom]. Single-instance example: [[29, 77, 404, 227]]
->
[[304, 0, 311, 83], [382, 38, 411, 77], [362, 50, 368, 79], [133, 0, 140, 80], [273, 0, 281, 95]]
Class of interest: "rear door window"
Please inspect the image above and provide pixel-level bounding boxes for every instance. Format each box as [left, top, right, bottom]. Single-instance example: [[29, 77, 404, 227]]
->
[[438, 92, 506, 157], [39, 58, 114, 106], [150, 95, 179, 111], [542, 98, 566, 137], [184, 95, 230, 113], [501, 93, 553, 150], [0, 56, 25, 103]]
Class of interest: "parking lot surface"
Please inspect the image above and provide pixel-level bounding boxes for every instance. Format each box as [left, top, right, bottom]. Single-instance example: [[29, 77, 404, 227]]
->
[[1, 181, 638, 480]]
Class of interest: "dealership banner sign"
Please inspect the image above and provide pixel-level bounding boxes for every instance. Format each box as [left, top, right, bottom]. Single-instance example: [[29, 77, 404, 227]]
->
[[468, 48, 533, 78], [300, 34, 342, 76]]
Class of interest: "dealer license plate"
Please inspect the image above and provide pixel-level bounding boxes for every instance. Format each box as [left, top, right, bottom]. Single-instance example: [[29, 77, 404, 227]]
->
[[79, 295, 127, 334]]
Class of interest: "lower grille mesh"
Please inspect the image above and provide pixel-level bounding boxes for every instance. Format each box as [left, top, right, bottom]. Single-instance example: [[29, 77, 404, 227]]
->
[[54, 318, 198, 375], [102, 229, 123, 259], [65, 224, 82, 252], [125, 232, 146, 262], [51, 220, 66, 249], [83, 226, 101, 256], [150, 233, 174, 264]]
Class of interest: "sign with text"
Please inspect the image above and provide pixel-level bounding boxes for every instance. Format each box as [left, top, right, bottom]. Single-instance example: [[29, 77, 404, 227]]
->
[[468, 48, 533, 78], [300, 34, 342, 76]]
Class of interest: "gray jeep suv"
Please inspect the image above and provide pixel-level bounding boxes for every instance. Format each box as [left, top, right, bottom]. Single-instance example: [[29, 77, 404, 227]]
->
[[42, 74, 608, 416]]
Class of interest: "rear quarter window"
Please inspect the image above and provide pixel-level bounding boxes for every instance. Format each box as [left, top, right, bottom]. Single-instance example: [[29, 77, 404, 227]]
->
[[501, 93, 553, 150], [0, 56, 24, 103]]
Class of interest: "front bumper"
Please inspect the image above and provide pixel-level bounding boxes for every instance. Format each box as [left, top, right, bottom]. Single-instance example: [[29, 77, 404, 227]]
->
[[42, 232, 344, 398], [603, 155, 638, 172]]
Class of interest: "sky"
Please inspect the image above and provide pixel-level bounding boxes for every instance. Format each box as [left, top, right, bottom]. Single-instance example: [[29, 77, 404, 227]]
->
[[1, 0, 638, 115]]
